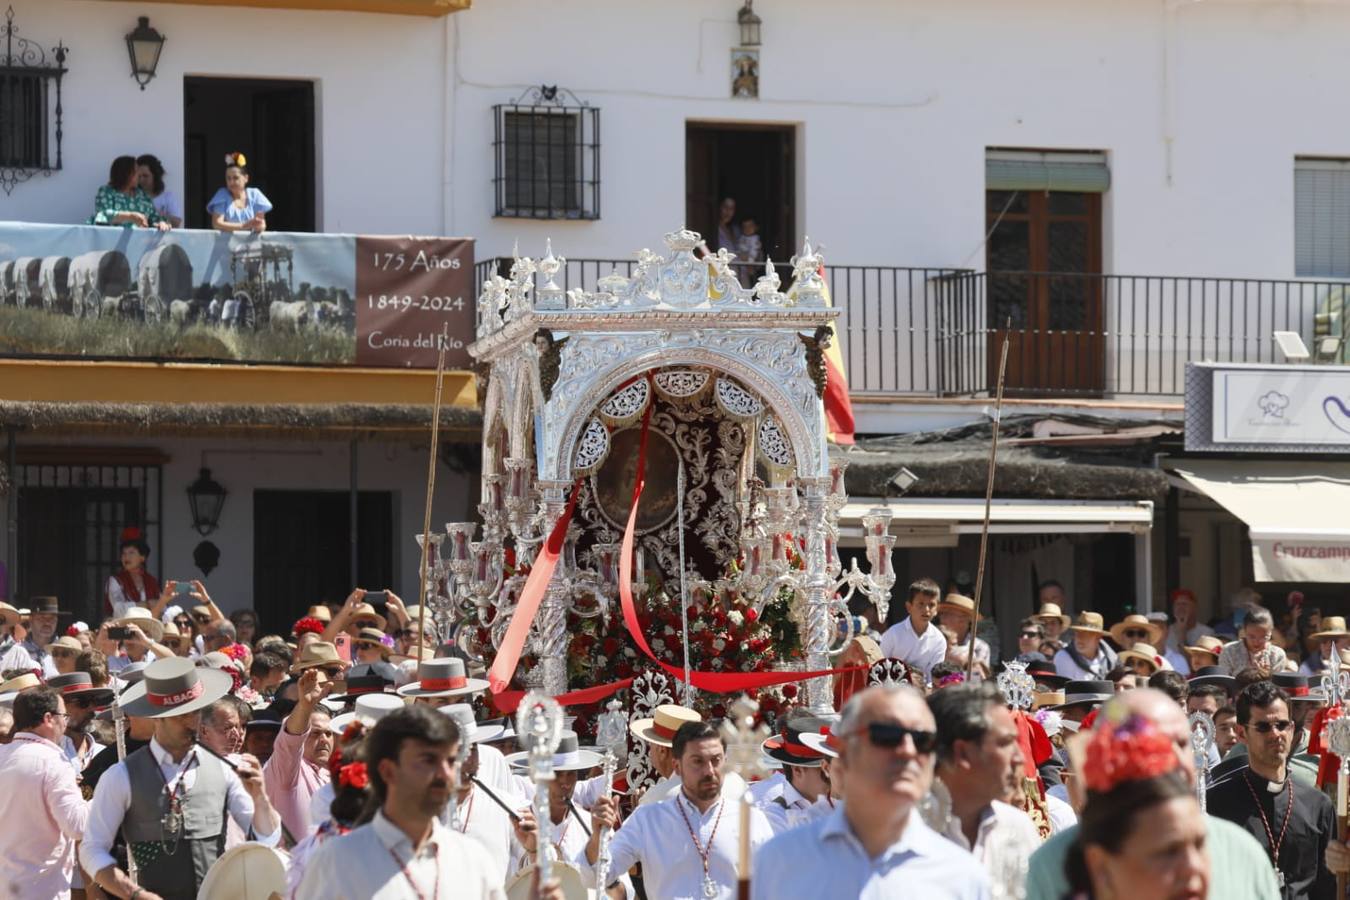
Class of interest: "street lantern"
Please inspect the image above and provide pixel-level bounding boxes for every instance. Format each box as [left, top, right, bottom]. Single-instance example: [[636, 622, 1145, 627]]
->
[[737, 1, 762, 46], [125, 16, 165, 90], [187, 468, 227, 535]]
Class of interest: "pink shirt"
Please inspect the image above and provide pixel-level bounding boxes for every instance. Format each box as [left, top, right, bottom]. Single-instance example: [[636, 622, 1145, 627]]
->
[[0, 732, 89, 899], [263, 719, 330, 839]]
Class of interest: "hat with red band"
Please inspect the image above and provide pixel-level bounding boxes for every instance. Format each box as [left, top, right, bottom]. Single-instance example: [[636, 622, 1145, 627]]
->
[[396, 657, 489, 698], [46, 672, 114, 707], [798, 723, 841, 760], [629, 704, 702, 748], [762, 714, 833, 767], [118, 656, 232, 719]]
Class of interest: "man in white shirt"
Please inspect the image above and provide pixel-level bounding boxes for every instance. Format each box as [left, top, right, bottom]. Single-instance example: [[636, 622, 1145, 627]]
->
[[628, 703, 701, 807], [298, 704, 567, 900], [0, 600, 37, 675], [752, 684, 990, 899], [928, 682, 1042, 895], [878, 578, 947, 680], [1052, 612, 1118, 680], [749, 713, 833, 835], [587, 720, 774, 900]]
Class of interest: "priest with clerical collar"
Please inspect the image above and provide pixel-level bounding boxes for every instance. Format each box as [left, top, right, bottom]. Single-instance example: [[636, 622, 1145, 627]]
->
[[80, 657, 282, 900], [1206, 680, 1336, 899], [585, 719, 774, 900]]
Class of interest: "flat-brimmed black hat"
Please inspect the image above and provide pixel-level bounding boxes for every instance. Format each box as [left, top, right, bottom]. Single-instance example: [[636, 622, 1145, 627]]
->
[[1272, 671, 1325, 704], [47, 672, 114, 707], [1024, 658, 1069, 688], [1052, 680, 1115, 709], [27, 596, 68, 617], [329, 662, 397, 703], [1187, 666, 1237, 692], [761, 714, 832, 767]]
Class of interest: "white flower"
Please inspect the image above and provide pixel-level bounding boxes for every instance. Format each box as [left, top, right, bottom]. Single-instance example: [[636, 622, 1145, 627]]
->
[[664, 625, 676, 636], [727, 611, 745, 628], [652, 639, 666, 652], [713, 638, 727, 651], [595, 655, 608, 667]]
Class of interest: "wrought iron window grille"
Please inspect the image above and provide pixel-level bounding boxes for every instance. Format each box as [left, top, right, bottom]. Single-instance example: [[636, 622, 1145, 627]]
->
[[0, 6, 67, 195], [493, 85, 600, 220]]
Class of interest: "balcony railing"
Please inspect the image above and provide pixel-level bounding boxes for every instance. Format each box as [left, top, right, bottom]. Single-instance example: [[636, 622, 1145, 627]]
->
[[475, 259, 1350, 399]]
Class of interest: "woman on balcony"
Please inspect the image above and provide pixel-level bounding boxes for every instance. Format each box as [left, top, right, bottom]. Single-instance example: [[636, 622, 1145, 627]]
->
[[135, 153, 183, 228], [208, 151, 272, 233], [89, 155, 170, 229]]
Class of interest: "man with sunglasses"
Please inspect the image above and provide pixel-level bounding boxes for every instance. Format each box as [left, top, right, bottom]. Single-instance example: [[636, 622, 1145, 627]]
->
[[47, 672, 113, 778], [752, 685, 991, 899], [1206, 681, 1335, 898]]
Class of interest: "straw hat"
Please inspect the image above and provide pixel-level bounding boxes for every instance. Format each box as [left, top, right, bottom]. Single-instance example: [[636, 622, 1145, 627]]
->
[[937, 593, 981, 622], [1183, 635, 1225, 661], [504, 729, 602, 772], [109, 606, 164, 642], [196, 841, 288, 899], [0, 672, 41, 694], [353, 627, 392, 658], [1109, 614, 1165, 647], [348, 602, 387, 631], [289, 642, 345, 675], [46, 635, 83, 656], [118, 657, 233, 719], [1066, 612, 1110, 637], [0, 602, 20, 629], [306, 604, 332, 624], [1311, 617, 1350, 642], [1032, 690, 1066, 710], [506, 862, 588, 900], [1117, 642, 1167, 674], [331, 693, 406, 733], [395, 657, 488, 698], [437, 703, 508, 744], [1034, 602, 1071, 630], [629, 704, 702, 748]]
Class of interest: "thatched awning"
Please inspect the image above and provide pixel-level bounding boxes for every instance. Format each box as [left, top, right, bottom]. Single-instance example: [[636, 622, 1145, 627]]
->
[[0, 400, 483, 442]]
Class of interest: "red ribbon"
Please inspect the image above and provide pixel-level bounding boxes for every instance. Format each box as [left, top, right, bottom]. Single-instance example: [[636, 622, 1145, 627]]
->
[[59, 682, 92, 694], [766, 736, 824, 758], [147, 680, 204, 707], [488, 480, 583, 694], [420, 675, 468, 691], [617, 398, 866, 695], [491, 676, 636, 715]]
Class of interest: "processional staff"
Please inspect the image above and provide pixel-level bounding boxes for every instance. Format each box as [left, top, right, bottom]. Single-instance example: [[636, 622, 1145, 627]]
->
[[517, 691, 566, 885], [719, 697, 770, 900], [1188, 712, 1214, 812], [593, 698, 628, 895]]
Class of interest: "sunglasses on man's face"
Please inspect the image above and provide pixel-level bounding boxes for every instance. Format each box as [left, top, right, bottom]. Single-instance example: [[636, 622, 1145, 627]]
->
[[855, 721, 939, 754], [1250, 720, 1293, 734], [1020, 631, 1041, 640], [1123, 629, 1150, 640], [175, 618, 192, 628], [192, 615, 211, 625]]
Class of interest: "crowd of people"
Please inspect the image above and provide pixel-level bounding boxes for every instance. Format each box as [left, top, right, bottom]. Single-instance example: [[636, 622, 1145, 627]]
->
[[88, 151, 271, 233], [1, 545, 1349, 898]]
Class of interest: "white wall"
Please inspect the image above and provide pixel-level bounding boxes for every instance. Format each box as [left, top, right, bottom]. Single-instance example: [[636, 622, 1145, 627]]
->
[[0, 434, 473, 616], [3, 0, 450, 236]]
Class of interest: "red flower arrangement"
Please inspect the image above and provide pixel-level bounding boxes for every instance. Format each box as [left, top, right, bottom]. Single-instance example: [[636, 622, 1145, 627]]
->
[[338, 761, 370, 790], [292, 617, 326, 637], [221, 642, 249, 661], [1082, 711, 1180, 793]]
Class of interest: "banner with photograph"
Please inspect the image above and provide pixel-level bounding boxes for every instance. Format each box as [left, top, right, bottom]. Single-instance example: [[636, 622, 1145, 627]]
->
[[0, 222, 474, 368]]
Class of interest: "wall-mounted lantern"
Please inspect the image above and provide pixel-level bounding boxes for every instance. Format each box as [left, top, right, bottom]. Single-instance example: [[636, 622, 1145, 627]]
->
[[187, 467, 226, 535], [125, 16, 165, 90]]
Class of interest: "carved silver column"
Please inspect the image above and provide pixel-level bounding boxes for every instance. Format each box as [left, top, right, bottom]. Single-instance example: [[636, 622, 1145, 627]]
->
[[532, 479, 572, 697], [799, 476, 835, 715]]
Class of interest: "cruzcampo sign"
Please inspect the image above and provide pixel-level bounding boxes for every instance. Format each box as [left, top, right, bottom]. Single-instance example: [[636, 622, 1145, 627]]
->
[[0, 221, 475, 369]]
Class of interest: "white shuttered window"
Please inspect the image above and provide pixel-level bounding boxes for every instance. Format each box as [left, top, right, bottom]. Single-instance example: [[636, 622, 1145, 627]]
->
[[1295, 158, 1350, 278]]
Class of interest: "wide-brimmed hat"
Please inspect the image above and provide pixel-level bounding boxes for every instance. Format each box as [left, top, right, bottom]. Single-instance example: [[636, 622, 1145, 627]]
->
[[1109, 614, 1165, 647], [289, 642, 345, 675], [307, 604, 333, 624], [763, 715, 833, 766], [118, 657, 233, 719], [505, 861, 588, 900], [396, 657, 488, 698], [196, 841, 288, 899], [332, 693, 406, 733], [353, 627, 392, 657], [1117, 643, 1167, 674], [630, 704, 702, 748], [329, 662, 398, 702], [1034, 602, 1071, 630], [937, 593, 981, 622], [46, 635, 83, 656], [437, 702, 508, 744], [110, 607, 164, 642], [1272, 671, 1325, 704], [1188, 666, 1236, 692], [349, 602, 387, 631], [1033, 690, 1065, 710], [505, 729, 603, 772], [1311, 617, 1350, 642], [116, 661, 150, 689], [245, 713, 283, 733], [0, 672, 41, 694], [1184, 635, 1225, 660], [798, 723, 842, 760], [1052, 680, 1115, 709], [1066, 612, 1110, 637], [47, 672, 115, 706], [1025, 658, 1068, 688], [27, 596, 67, 617], [0, 602, 20, 628]]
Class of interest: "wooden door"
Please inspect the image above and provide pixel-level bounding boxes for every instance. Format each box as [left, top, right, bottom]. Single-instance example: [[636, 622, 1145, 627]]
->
[[685, 123, 796, 269], [986, 190, 1104, 394], [252, 490, 393, 635]]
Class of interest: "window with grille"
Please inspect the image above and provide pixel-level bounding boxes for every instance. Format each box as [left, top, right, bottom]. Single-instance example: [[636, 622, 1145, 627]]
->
[[493, 87, 599, 220], [0, 7, 67, 195], [1296, 158, 1350, 278]]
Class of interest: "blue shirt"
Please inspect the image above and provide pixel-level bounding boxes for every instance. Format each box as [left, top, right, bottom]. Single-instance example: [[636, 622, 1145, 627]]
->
[[753, 804, 991, 900], [206, 186, 273, 223]]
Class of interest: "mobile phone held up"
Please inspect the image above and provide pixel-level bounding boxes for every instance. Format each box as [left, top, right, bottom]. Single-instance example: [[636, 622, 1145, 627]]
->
[[107, 626, 131, 641], [174, 581, 193, 597], [364, 590, 389, 620]]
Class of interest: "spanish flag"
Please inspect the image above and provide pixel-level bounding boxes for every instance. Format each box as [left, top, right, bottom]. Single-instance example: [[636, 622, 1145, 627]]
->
[[818, 268, 856, 445]]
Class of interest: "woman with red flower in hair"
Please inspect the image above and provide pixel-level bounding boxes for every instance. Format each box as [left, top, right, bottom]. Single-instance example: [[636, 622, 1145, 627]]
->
[[104, 526, 161, 618], [1064, 702, 1209, 900]]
